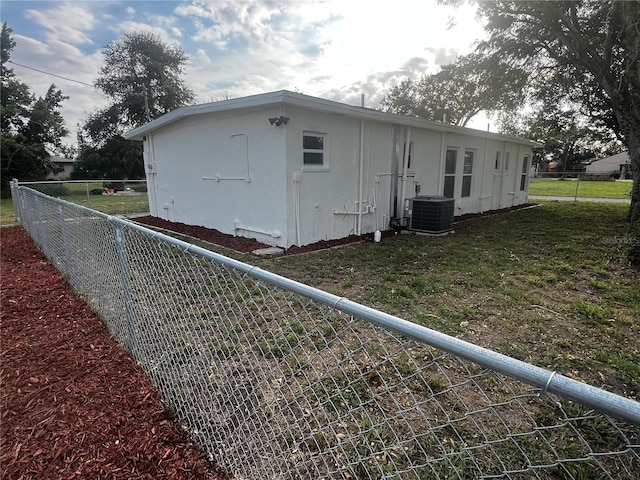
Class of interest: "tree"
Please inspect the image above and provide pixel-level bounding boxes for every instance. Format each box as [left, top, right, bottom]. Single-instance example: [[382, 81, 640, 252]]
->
[[447, 1, 640, 265], [497, 83, 622, 173], [1, 23, 69, 196], [382, 53, 527, 126], [96, 32, 194, 128], [1, 23, 32, 132], [75, 32, 193, 179]]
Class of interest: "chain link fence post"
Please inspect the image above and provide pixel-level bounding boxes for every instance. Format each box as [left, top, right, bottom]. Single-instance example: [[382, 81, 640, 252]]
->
[[114, 223, 138, 357]]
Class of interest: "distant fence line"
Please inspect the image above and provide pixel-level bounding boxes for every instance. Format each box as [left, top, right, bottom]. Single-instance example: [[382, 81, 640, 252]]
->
[[18, 179, 148, 212], [11, 180, 640, 479]]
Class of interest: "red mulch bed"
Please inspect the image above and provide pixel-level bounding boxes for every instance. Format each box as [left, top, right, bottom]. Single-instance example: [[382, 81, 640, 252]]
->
[[134, 216, 395, 255], [134, 205, 536, 256], [1, 226, 224, 480]]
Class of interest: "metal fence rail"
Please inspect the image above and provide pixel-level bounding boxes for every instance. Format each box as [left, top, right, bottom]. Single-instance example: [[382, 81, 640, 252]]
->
[[11, 181, 640, 480]]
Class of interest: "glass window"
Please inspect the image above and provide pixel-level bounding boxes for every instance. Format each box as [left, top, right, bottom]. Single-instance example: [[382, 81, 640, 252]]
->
[[495, 151, 502, 170], [462, 150, 474, 197], [445, 149, 457, 174], [463, 151, 473, 174], [444, 149, 457, 198], [505, 152, 511, 171], [444, 176, 455, 198], [303, 133, 326, 166]]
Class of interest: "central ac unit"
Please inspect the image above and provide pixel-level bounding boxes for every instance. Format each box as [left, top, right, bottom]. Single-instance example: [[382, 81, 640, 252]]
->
[[405, 195, 455, 234]]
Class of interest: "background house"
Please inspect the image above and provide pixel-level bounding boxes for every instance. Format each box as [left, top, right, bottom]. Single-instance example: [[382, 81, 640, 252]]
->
[[585, 151, 631, 178], [126, 90, 539, 248], [47, 156, 75, 180]]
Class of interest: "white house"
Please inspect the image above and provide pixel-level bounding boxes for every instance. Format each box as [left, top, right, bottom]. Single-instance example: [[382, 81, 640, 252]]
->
[[125, 90, 540, 249], [585, 151, 631, 178]]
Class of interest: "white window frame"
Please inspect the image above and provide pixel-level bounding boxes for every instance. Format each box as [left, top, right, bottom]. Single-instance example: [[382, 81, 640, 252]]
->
[[461, 149, 474, 198], [302, 132, 328, 171], [443, 148, 457, 198]]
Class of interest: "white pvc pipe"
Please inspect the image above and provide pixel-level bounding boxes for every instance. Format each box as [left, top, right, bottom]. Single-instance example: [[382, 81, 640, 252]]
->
[[399, 127, 411, 217], [233, 220, 281, 239], [356, 119, 365, 235], [293, 174, 301, 246]]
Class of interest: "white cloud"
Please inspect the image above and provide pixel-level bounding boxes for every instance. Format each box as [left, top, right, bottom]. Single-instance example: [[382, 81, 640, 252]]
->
[[25, 3, 95, 45], [115, 21, 182, 44], [3, 0, 488, 147]]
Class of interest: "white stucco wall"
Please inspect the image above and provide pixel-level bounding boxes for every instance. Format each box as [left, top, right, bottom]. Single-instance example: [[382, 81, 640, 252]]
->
[[394, 131, 533, 216], [283, 107, 394, 247], [140, 100, 534, 249], [143, 107, 290, 247]]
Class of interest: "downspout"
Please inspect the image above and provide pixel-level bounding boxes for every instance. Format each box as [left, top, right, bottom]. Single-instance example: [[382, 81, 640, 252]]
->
[[399, 127, 412, 217], [147, 133, 158, 216], [356, 94, 365, 236], [293, 173, 302, 246]]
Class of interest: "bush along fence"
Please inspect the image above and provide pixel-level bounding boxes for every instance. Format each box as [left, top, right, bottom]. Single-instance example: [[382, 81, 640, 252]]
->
[[10, 180, 640, 480]]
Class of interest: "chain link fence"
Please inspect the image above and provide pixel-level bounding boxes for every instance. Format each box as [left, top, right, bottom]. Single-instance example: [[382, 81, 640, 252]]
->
[[11, 181, 640, 479], [528, 173, 633, 202], [17, 179, 149, 215]]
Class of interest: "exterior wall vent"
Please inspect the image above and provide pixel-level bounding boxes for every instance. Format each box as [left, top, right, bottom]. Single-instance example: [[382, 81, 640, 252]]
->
[[406, 195, 455, 234]]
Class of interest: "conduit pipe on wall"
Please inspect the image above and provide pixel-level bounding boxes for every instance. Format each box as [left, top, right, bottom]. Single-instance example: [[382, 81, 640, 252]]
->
[[356, 118, 365, 236], [479, 137, 489, 213], [292, 173, 302, 246], [354, 94, 367, 236], [146, 133, 159, 217], [399, 127, 412, 216], [202, 176, 251, 182], [233, 220, 281, 239]]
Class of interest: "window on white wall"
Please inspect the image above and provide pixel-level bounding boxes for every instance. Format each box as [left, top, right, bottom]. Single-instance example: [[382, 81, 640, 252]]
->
[[443, 149, 457, 198], [462, 150, 474, 197], [303, 132, 326, 166], [495, 151, 502, 170], [520, 155, 530, 191], [505, 152, 511, 171]]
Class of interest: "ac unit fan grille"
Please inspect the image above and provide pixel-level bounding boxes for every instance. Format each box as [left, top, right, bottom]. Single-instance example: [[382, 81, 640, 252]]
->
[[408, 196, 455, 234]]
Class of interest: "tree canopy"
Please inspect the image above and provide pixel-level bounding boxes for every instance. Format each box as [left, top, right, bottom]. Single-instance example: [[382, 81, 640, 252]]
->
[[468, 0, 640, 263], [1, 23, 69, 196], [382, 53, 527, 126], [74, 32, 194, 180]]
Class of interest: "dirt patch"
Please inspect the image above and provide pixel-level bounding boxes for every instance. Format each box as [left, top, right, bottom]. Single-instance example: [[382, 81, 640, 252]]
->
[[1, 226, 224, 479]]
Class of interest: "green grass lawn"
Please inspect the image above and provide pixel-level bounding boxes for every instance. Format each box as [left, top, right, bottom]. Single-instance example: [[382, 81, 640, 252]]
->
[[529, 177, 632, 198], [256, 201, 639, 400], [1, 191, 149, 226], [0, 198, 17, 225]]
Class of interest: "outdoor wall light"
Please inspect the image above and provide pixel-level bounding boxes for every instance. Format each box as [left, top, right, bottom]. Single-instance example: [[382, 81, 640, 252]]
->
[[269, 116, 289, 126]]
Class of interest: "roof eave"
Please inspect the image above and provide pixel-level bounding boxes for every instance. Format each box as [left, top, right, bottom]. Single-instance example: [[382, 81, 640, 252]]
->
[[125, 90, 543, 147]]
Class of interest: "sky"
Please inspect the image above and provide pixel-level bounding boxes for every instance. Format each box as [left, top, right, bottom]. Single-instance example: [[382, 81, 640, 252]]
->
[[1, 0, 488, 146]]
